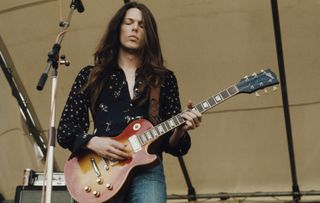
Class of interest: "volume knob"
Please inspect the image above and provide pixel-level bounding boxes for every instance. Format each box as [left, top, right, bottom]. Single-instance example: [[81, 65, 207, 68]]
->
[[97, 178, 103, 184], [84, 186, 91, 192], [93, 191, 100, 197], [106, 183, 113, 190]]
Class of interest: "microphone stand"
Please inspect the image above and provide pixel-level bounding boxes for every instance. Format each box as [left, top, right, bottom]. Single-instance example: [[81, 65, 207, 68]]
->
[[36, 1, 84, 203]]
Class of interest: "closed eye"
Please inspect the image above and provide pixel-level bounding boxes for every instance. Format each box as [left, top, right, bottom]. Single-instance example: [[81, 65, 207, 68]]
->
[[123, 18, 144, 29]]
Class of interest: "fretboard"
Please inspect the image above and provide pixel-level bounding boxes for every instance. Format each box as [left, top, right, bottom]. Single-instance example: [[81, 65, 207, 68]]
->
[[136, 85, 239, 146]]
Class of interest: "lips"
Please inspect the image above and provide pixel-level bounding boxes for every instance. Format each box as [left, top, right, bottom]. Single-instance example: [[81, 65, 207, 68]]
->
[[128, 35, 139, 40]]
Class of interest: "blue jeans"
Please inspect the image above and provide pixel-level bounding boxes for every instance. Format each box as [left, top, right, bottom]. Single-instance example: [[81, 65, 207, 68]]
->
[[111, 161, 167, 203]]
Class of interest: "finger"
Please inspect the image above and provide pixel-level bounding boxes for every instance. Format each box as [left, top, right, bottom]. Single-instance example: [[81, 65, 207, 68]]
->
[[110, 139, 127, 151], [187, 100, 193, 109], [184, 111, 199, 125], [191, 108, 202, 117], [185, 120, 195, 130], [107, 153, 126, 161], [185, 101, 202, 121], [191, 110, 202, 123], [186, 108, 202, 122], [181, 112, 194, 121], [105, 149, 129, 160], [109, 147, 131, 159], [181, 113, 196, 128]]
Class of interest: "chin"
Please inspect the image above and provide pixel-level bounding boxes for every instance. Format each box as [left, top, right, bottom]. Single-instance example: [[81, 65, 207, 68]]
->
[[127, 42, 141, 49], [121, 45, 143, 54]]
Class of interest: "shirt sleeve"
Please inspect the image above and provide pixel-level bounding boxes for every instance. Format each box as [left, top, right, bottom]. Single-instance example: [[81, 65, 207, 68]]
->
[[159, 71, 191, 156], [57, 66, 93, 154]]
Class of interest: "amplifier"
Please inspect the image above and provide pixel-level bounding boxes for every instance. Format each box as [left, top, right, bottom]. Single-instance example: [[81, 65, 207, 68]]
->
[[15, 186, 75, 203], [23, 169, 65, 186]]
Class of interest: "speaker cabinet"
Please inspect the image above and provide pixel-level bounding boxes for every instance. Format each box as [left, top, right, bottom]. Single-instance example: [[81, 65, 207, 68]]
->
[[15, 186, 75, 203]]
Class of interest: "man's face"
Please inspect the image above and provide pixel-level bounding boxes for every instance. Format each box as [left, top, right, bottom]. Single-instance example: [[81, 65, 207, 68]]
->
[[120, 8, 146, 52]]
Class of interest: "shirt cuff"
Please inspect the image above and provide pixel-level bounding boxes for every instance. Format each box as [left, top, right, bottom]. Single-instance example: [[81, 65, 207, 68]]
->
[[164, 132, 191, 156], [71, 132, 94, 156]]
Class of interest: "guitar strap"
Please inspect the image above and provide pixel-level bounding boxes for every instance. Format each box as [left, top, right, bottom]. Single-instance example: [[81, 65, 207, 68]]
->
[[149, 86, 161, 125]]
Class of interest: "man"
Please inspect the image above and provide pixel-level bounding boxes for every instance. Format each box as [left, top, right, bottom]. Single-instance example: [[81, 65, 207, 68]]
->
[[58, 2, 201, 202]]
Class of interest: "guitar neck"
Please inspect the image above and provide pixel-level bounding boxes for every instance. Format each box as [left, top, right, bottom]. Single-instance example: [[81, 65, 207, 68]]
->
[[136, 85, 239, 146]]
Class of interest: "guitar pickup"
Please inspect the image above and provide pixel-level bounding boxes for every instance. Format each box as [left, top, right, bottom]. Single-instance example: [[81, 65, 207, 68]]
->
[[128, 135, 142, 152]]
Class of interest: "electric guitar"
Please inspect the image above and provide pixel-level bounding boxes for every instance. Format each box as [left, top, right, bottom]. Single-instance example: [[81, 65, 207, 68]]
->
[[64, 69, 279, 203]]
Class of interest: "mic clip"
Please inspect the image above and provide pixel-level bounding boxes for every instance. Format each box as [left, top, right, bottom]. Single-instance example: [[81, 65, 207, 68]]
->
[[59, 55, 70, 67], [59, 21, 70, 28]]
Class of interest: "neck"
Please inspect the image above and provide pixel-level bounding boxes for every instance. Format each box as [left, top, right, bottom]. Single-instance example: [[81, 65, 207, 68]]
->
[[118, 47, 142, 70]]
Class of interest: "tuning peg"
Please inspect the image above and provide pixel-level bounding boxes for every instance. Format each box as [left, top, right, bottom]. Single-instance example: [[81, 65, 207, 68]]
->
[[244, 75, 249, 81], [255, 92, 261, 97], [252, 72, 257, 77], [264, 88, 269, 94], [260, 69, 265, 73], [273, 86, 278, 91]]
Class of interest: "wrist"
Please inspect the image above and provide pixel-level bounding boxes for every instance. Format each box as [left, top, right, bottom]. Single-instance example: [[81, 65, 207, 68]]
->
[[175, 127, 186, 138], [169, 128, 186, 147], [85, 135, 96, 150]]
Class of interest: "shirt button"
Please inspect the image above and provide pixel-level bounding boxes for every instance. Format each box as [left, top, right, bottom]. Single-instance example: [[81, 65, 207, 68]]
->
[[130, 103, 133, 107]]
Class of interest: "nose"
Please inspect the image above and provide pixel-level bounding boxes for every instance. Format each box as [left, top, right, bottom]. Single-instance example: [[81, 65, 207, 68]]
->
[[132, 23, 139, 31]]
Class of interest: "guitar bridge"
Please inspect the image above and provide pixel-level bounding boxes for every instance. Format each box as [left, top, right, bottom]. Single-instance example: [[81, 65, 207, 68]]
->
[[90, 157, 101, 177]]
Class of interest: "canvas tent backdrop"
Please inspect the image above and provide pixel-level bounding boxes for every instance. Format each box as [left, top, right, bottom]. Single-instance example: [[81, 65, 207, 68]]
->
[[0, 0, 320, 202]]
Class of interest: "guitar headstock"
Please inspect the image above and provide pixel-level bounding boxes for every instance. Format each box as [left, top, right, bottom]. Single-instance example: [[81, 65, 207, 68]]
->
[[236, 69, 279, 94]]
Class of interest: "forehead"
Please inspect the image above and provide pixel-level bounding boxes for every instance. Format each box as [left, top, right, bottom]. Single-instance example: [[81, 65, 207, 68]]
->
[[124, 8, 143, 21]]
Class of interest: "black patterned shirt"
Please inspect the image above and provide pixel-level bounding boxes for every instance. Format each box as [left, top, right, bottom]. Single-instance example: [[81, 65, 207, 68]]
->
[[57, 65, 191, 156]]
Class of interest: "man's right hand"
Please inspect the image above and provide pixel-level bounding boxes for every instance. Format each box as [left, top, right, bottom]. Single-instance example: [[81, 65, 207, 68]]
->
[[86, 136, 131, 160]]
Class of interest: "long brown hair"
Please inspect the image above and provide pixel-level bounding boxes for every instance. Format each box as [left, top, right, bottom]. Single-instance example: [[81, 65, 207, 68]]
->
[[86, 2, 168, 111]]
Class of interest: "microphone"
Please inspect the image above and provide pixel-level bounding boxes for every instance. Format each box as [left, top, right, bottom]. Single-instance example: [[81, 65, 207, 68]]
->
[[71, 0, 85, 13]]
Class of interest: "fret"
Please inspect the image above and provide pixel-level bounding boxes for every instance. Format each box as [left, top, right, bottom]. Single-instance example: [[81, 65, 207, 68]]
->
[[227, 86, 238, 95], [151, 128, 159, 138], [220, 90, 230, 99], [157, 125, 165, 134], [168, 119, 176, 128], [172, 116, 179, 125], [208, 96, 216, 106], [145, 131, 153, 140], [140, 134, 147, 144], [176, 114, 184, 124], [201, 101, 210, 110], [164, 121, 171, 131], [195, 103, 204, 112], [214, 94, 222, 103]]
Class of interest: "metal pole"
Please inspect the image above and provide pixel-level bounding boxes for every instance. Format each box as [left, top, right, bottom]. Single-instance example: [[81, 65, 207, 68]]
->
[[270, 0, 300, 201]]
